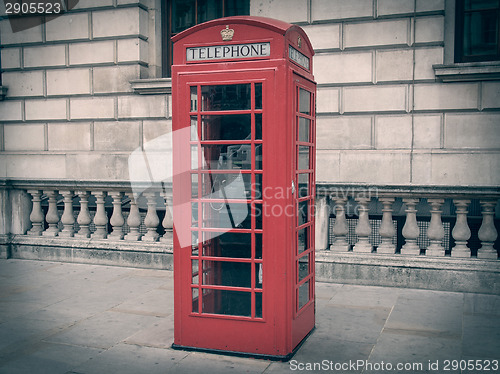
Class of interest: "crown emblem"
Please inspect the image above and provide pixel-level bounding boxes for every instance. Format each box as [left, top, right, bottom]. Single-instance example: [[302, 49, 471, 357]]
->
[[298, 36, 302, 48], [221, 25, 234, 41]]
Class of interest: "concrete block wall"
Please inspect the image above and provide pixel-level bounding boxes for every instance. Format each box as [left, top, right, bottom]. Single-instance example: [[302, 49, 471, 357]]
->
[[0, 0, 169, 181], [253, 0, 500, 187]]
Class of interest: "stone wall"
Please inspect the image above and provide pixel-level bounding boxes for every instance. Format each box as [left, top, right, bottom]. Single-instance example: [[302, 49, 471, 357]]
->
[[0, 0, 499, 187], [253, 0, 500, 187], [0, 0, 168, 181]]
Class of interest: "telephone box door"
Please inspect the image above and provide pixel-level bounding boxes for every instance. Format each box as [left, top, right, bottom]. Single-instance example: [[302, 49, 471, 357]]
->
[[173, 69, 289, 356]]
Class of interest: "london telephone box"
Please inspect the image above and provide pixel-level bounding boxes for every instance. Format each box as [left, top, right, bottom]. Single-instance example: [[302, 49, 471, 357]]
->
[[171, 16, 316, 360]]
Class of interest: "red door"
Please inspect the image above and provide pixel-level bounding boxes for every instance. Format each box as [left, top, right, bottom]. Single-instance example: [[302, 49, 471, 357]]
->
[[173, 69, 287, 355]]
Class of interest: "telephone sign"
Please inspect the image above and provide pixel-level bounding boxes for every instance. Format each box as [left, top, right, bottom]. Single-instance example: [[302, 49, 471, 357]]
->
[[171, 16, 316, 360]]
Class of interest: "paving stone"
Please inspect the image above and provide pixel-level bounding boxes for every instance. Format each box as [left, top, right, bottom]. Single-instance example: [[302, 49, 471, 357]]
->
[[464, 293, 500, 316], [315, 305, 390, 344], [112, 289, 173, 317], [367, 331, 462, 374], [71, 343, 186, 374], [386, 289, 464, 338], [0, 342, 101, 374], [462, 314, 500, 359], [45, 310, 161, 349], [170, 351, 270, 374], [124, 316, 174, 348], [328, 284, 401, 309]]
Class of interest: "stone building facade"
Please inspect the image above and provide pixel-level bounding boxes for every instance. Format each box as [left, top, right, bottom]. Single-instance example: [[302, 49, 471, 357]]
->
[[0, 0, 499, 293]]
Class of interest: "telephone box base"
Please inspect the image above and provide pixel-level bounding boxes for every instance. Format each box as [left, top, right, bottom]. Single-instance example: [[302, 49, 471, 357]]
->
[[171, 326, 315, 362]]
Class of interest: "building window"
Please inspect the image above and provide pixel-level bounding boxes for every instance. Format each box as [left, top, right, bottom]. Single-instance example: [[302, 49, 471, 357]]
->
[[163, 0, 250, 77], [455, 0, 500, 62]]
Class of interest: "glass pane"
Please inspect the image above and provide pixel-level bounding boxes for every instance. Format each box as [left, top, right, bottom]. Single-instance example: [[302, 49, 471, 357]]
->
[[173, 0, 196, 33], [298, 200, 309, 226], [298, 146, 310, 170], [254, 203, 263, 230], [191, 231, 199, 255], [191, 173, 198, 198], [255, 83, 262, 110], [201, 84, 251, 111], [192, 287, 199, 313], [255, 233, 262, 259], [197, 0, 222, 24], [298, 117, 310, 142], [464, 11, 498, 56], [225, 0, 250, 15], [255, 174, 262, 199], [190, 116, 198, 140], [191, 145, 199, 169], [255, 113, 262, 140], [202, 144, 252, 170], [298, 173, 309, 198], [298, 255, 309, 282], [255, 292, 262, 318], [255, 144, 263, 170], [192, 259, 199, 284], [202, 289, 251, 317], [201, 114, 252, 141], [202, 260, 251, 288], [298, 227, 308, 254], [190, 86, 197, 112], [299, 88, 311, 114], [202, 202, 251, 229], [465, 0, 499, 10], [298, 280, 310, 310], [201, 231, 252, 258], [191, 202, 198, 227], [256, 263, 262, 289], [201, 172, 251, 200]]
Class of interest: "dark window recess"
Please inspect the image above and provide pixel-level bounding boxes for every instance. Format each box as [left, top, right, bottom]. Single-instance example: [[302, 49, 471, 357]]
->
[[455, 0, 500, 62], [163, 0, 250, 77]]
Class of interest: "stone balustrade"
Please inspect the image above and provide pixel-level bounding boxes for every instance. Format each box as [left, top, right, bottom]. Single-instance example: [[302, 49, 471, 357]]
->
[[23, 187, 173, 243], [315, 186, 500, 260]]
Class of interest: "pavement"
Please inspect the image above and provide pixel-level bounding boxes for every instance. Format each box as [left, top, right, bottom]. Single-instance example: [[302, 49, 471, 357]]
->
[[0, 259, 499, 374]]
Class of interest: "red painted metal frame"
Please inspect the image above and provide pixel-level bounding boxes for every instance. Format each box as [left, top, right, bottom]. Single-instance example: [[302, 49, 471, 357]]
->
[[171, 16, 316, 360]]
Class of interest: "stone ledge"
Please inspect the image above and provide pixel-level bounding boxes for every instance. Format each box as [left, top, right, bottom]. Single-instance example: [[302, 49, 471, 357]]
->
[[3, 235, 173, 269], [433, 62, 500, 82], [316, 251, 500, 295], [130, 78, 172, 95]]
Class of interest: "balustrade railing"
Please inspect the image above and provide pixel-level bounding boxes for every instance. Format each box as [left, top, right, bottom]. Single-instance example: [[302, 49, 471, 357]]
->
[[17, 183, 173, 243], [1, 181, 499, 260], [315, 186, 499, 260]]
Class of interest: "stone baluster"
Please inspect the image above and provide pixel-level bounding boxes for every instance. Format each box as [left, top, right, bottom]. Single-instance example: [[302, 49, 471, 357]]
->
[[330, 197, 349, 252], [314, 196, 329, 250], [76, 191, 91, 238], [451, 199, 471, 258], [59, 190, 75, 237], [125, 194, 142, 241], [27, 190, 44, 236], [401, 198, 420, 255], [42, 190, 60, 237], [160, 192, 174, 243], [353, 197, 372, 253], [92, 191, 108, 239], [143, 192, 160, 242], [109, 192, 125, 240], [477, 200, 498, 259], [426, 199, 445, 257], [377, 197, 396, 254]]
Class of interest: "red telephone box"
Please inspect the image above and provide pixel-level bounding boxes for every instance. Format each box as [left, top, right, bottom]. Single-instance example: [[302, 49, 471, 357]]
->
[[171, 16, 316, 360]]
